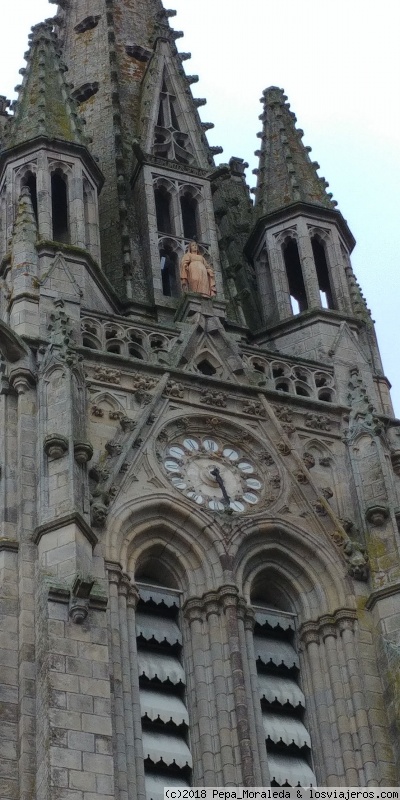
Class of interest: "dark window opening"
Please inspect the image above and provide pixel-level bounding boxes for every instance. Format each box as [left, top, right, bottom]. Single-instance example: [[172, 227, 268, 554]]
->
[[312, 237, 334, 309], [22, 173, 38, 223], [128, 345, 143, 359], [272, 367, 285, 379], [295, 386, 310, 397], [253, 361, 266, 374], [283, 239, 308, 314], [74, 15, 100, 33], [129, 332, 143, 346], [315, 374, 328, 387], [197, 359, 216, 376], [160, 248, 179, 297], [82, 337, 98, 350], [106, 343, 121, 354], [105, 328, 119, 340], [72, 82, 99, 104], [276, 382, 289, 392], [51, 173, 69, 244], [155, 188, 172, 234], [319, 389, 333, 402], [180, 194, 198, 240]]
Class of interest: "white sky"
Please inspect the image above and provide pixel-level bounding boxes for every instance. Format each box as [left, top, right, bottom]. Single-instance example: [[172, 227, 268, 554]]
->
[[1, 0, 400, 415]]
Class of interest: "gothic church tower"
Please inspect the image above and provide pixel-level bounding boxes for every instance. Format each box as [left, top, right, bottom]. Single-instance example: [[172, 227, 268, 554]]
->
[[0, 1, 399, 798]]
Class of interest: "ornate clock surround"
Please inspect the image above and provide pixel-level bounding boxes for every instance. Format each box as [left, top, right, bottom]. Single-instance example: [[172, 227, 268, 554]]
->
[[156, 417, 283, 514]]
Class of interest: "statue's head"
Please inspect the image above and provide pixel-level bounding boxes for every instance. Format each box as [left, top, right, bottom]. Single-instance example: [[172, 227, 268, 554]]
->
[[188, 241, 198, 253]]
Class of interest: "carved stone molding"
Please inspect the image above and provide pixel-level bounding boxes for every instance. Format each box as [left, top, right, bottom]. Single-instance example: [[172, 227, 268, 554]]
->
[[33, 512, 98, 549], [299, 609, 358, 646]]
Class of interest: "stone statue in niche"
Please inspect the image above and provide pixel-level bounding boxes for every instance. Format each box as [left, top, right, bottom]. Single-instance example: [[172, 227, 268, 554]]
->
[[180, 241, 216, 297]]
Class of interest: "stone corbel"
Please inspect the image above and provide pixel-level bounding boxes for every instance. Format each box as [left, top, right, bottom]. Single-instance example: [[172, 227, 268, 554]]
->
[[44, 433, 69, 459], [74, 441, 93, 465], [365, 504, 389, 527], [69, 575, 94, 624]]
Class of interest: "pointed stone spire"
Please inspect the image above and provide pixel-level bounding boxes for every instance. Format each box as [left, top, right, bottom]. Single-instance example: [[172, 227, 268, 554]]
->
[[6, 21, 88, 149], [254, 86, 337, 215]]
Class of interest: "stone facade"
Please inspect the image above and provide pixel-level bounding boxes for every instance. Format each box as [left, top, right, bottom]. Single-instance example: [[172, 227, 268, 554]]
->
[[0, 2, 400, 798]]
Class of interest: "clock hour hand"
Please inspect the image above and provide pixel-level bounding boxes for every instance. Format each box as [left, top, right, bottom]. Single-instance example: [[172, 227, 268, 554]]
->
[[210, 467, 231, 506]]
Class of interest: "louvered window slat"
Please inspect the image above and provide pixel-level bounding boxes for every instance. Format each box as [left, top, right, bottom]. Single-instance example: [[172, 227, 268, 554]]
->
[[258, 673, 305, 708], [262, 711, 311, 748], [136, 612, 182, 645], [254, 635, 299, 669], [268, 752, 316, 787], [143, 730, 193, 769], [140, 689, 189, 725]]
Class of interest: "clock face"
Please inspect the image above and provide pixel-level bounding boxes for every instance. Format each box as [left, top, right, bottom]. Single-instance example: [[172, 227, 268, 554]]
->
[[163, 435, 264, 513]]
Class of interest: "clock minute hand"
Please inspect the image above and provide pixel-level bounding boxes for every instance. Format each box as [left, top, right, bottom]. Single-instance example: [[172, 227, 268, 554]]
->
[[210, 467, 231, 506]]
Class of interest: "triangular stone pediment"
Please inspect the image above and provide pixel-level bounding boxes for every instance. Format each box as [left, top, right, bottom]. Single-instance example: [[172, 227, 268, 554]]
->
[[172, 313, 245, 380], [40, 252, 82, 302], [139, 39, 211, 169], [330, 322, 369, 367]]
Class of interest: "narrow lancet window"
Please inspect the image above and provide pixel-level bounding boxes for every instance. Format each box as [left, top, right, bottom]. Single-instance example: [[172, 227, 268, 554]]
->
[[282, 239, 308, 314], [251, 598, 316, 786], [155, 188, 172, 234], [312, 237, 334, 309], [160, 246, 179, 297], [135, 579, 192, 798], [51, 172, 69, 244], [180, 193, 198, 241]]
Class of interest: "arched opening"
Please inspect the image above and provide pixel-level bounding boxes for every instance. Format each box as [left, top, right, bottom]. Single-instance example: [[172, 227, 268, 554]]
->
[[282, 239, 308, 314], [180, 193, 198, 241], [21, 171, 38, 223], [312, 237, 334, 309], [196, 359, 217, 376], [160, 247, 179, 297], [251, 572, 316, 787], [51, 171, 69, 244], [134, 566, 192, 796], [155, 187, 173, 234]]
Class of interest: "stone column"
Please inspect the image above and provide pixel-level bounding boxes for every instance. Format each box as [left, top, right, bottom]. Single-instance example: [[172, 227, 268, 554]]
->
[[240, 604, 270, 785], [126, 585, 146, 800], [11, 370, 38, 800], [107, 565, 129, 800], [184, 599, 218, 785], [204, 593, 237, 785], [300, 622, 345, 784], [296, 218, 321, 309], [337, 614, 378, 785], [320, 617, 359, 785], [220, 587, 255, 786]]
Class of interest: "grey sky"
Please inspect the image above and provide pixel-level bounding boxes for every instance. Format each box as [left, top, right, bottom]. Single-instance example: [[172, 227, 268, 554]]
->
[[1, 0, 399, 414]]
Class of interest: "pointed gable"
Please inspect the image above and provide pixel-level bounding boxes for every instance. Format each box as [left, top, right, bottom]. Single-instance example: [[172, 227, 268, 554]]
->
[[6, 21, 88, 150], [139, 38, 214, 170], [255, 86, 337, 215]]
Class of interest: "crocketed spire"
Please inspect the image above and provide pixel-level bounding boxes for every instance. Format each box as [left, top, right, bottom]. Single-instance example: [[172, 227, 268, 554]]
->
[[254, 86, 337, 215], [6, 21, 88, 149]]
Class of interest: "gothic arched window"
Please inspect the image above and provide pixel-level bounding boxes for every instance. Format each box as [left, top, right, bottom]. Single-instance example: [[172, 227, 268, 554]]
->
[[155, 187, 173, 234], [250, 577, 316, 787], [135, 578, 192, 800], [180, 193, 198, 241], [311, 237, 334, 310], [51, 170, 69, 244], [282, 239, 308, 314]]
